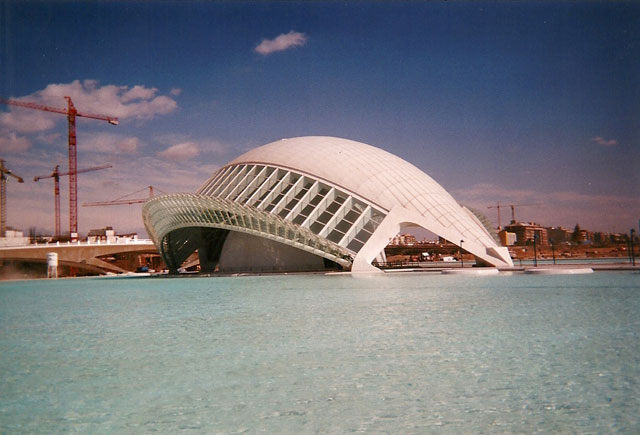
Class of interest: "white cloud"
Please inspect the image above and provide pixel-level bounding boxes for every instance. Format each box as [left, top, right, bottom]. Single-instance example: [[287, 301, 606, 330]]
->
[[0, 80, 178, 134], [592, 136, 617, 146], [117, 137, 139, 153], [255, 30, 308, 55], [198, 139, 227, 155], [78, 132, 141, 154], [36, 132, 62, 145], [0, 109, 56, 134], [121, 85, 158, 103], [0, 132, 31, 152], [170, 88, 182, 96], [158, 142, 200, 161], [154, 135, 227, 156]]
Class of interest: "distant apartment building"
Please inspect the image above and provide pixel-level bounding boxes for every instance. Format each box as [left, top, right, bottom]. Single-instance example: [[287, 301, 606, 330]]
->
[[547, 227, 571, 245], [609, 233, 626, 244], [87, 226, 117, 243], [503, 221, 548, 246], [390, 233, 417, 246], [87, 226, 139, 243], [575, 229, 593, 244]]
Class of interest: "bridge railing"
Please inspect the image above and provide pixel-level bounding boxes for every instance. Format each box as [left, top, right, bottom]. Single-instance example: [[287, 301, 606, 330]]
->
[[0, 238, 155, 249]]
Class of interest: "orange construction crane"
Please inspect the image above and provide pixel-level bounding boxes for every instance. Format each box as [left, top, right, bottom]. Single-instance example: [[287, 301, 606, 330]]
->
[[488, 202, 539, 230], [1, 97, 118, 238], [0, 159, 25, 237], [34, 164, 112, 239], [83, 186, 162, 207]]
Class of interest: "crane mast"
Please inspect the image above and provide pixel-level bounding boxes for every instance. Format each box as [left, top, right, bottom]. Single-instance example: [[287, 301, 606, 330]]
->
[[66, 97, 79, 238], [1, 97, 118, 238]]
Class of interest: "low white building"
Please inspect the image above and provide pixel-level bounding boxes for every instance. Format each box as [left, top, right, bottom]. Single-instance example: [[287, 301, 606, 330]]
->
[[0, 229, 29, 247]]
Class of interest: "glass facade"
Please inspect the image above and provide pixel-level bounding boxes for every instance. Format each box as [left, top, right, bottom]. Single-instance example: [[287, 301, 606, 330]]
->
[[144, 163, 388, 271], [196, 163, 388, 255]]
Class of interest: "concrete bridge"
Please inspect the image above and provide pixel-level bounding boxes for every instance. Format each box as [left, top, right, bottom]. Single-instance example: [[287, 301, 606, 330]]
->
[[0, 239, 160, 274]]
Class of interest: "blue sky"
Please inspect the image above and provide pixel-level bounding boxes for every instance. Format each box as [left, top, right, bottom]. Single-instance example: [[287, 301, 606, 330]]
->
[[1, 1, 639, 236]]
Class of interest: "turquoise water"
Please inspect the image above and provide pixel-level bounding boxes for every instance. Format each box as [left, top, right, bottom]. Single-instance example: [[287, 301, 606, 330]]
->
[[1, 272, 639, 433]]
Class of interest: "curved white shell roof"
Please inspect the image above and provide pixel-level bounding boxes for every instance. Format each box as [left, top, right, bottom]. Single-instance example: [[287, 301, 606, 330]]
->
[[227, 136, 447, 212], [145, 136, 512, 273], [221, 136, 512, 269]]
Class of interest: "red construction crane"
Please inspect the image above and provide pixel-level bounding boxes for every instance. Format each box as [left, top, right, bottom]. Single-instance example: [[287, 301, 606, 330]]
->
[[0, 97, 118, 238], [34, 164, 112, 239], [0, 159, 25, 237], [83, 186, 161, 207]]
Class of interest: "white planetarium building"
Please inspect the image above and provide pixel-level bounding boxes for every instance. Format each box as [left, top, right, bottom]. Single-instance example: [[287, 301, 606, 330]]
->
[[142, 136, 513, 273]]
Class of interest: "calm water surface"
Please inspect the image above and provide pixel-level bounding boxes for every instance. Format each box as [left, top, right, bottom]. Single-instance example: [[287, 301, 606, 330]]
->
[[1, 272, 639, 433]]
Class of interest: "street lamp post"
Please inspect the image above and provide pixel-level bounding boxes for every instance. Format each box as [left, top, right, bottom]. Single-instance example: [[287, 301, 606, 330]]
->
[[460, 240, 464, 268], [631, 229, 636, 266], [533, 234, 538, 267]]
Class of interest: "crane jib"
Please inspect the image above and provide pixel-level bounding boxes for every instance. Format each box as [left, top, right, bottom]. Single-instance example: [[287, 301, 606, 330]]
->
[[0, 97, 119, 124]]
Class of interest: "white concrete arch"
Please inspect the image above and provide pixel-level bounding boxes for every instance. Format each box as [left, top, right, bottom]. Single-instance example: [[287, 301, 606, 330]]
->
[[352, 205, 511, 272]]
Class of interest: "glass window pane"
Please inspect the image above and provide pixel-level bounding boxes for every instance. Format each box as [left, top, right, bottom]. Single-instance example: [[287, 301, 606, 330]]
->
[[347, 239, 364, 252], [326, 201, 341, 214], [343, 210, 361, 224], [355, 228, 372, 244], [335, 219, 352, 233], [327, 229, 345, 243], [316, 211, 333, 224], [309, 193, 324, 206]]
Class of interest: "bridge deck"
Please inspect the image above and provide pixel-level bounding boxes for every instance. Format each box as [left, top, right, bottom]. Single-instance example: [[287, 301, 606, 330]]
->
[[0, 240, 159, 274]]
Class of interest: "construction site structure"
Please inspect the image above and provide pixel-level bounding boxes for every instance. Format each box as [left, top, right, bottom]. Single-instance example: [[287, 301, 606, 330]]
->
[[0, 159, 24, 237], [1, 97, 118, 238], [488, 202, 539, 230], [83, 186, 162, 207], [34, 164, 112, 239]]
